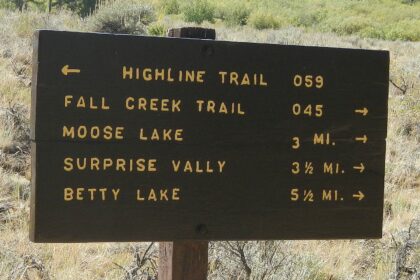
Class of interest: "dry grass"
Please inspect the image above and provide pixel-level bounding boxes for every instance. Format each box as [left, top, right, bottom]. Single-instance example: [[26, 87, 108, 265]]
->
[[0, 8, 419, 280]]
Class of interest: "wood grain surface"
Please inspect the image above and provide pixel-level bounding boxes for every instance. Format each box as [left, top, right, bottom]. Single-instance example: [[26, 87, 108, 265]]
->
[[30, 30, 389, 242]]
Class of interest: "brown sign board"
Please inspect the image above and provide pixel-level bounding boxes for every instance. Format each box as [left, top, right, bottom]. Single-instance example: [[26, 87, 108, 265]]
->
[[30, 30, 389, 242]]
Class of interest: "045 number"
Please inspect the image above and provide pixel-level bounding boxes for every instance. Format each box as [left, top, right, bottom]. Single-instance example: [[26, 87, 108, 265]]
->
[[292, 104, 323, 117]]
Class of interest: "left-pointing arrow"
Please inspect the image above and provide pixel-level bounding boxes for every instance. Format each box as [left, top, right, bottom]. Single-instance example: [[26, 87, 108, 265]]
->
[[61, 65, 80, 76]]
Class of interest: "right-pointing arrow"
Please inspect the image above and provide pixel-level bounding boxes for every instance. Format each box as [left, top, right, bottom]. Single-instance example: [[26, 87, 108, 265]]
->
[[352, 191, 365, 201], [354, 107, 369, 116], [353, 163, 365, 173], [355, 135, 368, 143]]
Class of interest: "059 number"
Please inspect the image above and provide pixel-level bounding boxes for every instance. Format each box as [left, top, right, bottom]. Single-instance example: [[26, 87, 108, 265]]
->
[[293, 74, 324, 89]]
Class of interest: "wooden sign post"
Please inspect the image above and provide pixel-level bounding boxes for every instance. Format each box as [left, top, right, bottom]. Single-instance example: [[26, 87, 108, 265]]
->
[[30, 26, 389, 278], [158, 27, 215, 280], [159, 240, 208, 280]]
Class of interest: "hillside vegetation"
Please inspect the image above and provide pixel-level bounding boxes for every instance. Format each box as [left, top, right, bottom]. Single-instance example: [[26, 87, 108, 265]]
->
[[0, 1, 419, 279], [0, 0, 420, 40], [166, 0, 420, 41]]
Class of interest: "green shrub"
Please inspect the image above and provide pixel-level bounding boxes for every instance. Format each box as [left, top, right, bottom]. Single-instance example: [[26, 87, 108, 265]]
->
[[0, 0, 30, 11], [323, 16, 372, 36], [224, 4, 250, 26], [9, 10, 83, 38], [184, 0, 215, 24], [249, 11, 280, 30], [89, 0, 156, 35], [400, 0, 418, 4], [0, 0, 15, 10], [292, 10, 326, 28], [383, 19, 420, 41], [161, 0, 180, 15], [148, 22, 167, 36], [358, 26, 386, 40], [12, 11, 48, 38], [54, 0, 97, 17]]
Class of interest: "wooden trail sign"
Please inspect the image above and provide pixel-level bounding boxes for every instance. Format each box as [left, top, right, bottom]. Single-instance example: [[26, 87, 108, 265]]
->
[[30, 30, 389, 242]]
